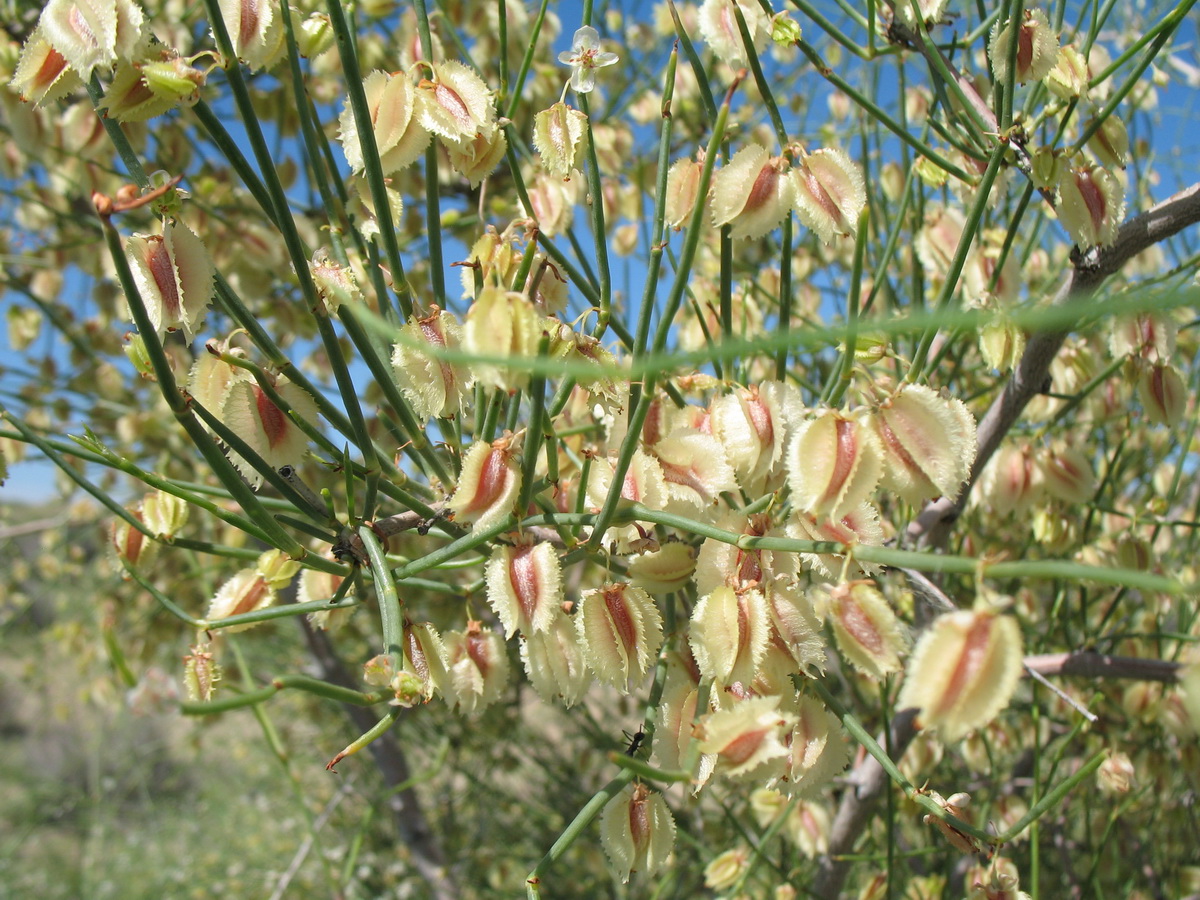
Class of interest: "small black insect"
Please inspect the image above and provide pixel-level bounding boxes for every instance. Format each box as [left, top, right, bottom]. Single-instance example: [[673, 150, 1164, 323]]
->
[[623, 729, 645, 756]]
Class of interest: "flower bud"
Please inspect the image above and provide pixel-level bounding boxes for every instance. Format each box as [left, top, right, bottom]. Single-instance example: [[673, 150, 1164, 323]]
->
[[790, 148, 867, 243], [600, 783, 676, 883], [339, 70, 430, 175], [520, 610, 589, 707], [1137, 362, 1186, 426], [534, 102, 588, 180], [787, 409, 882, 521], [125, 220, 214, 340], [711, 145, 794, 241], [485, 539, 563, 637], [872, 384, 976, 504], [141, 489, 188, 539], [1056, 163, 1124, 248], [577, 582, 663, 691], [689, 585, 771, 687], [448, 439, 521, 531], [442, 621, 509, 714], [989, 9, 1059, 85], [256, 548, 300, 590], [207, 568, 275, 632], [897, 607, 1023, 742], [698, 695, 796, 779], [828, 581, 906, 679]]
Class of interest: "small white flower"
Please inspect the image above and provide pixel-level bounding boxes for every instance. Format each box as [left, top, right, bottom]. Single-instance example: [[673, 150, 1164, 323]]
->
[[558, 25, 619, 94]]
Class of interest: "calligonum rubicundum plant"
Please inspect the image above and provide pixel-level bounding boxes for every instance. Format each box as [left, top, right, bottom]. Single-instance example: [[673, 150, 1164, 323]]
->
[[3, 0, 1200, 896]]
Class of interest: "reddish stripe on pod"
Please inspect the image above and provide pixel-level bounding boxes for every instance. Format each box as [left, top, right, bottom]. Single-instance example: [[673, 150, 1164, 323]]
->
[[722, 728, 768, 766], [254, 385, 290, 449], [803, 165, 844, 228], [603, 585, 638, 660], [146, 238, 181, 321], [745, 394, 773, 447], [466, 631, 491, 677], [621, 469, 641, 502], [744, 164, 779, 214], [34, 47, 70, 92], [1016, 21, 1035, 76], [837, 592, 883, 655], [1076, 170, 1107, 234], [123, 524, 144, 563], [509, 546, 539, 624], [418, 318, 456, 402], [736, 549, 762, 585], [239, 0, 260, 48], [434, 83, 473, 131], [629, 786, 650, 853], [68, 7, 99, 48], [876, 414, 920, 477], [405, 626, 430, 682], [933, 615, 993, 716], [735, 592, 752, 662], [661, 460, 708, 500], [818, 418, 858, 510], [465, 447, 508, 513], [231, 575, 270, 616]]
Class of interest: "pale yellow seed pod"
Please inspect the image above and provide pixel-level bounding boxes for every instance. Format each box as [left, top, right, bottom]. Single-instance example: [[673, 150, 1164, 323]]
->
[[534, 102, 589, 180], [393, 306, 474, 420], [828, 581, 907, 678], [520, 610, 589, 707], [599, 782, 676, 883], [463, 285, 540, 391], [448, 439, 521, 532], [577, 583, 664, 691], [786, 800, 832, 857], [1037, 443, 1096, 504], [402, 621, 449, 703], [256, 548, 300, 590], [664, 155, 704, 229], [703, 846, 751, 891], [217, 0, 284, 70], [653, 431, 740, 512], [627, 542, 697, 595], [979, 443, 1043, 516], [11, 24, 83, 105], [125, 220, 214, 341], [873, 384, 977, 504], [1056, 163, 1124, 249], [698, 0, 768, 68], [1137, 362, 1186, 426], [484, 540, 563, 637], [1109, 312, 1175, 363], [689, 585, 771, 686], [750, 788, 788, 829], [444, 126, 508, 188], [790, 148, 866, 244], [207, 568, 276, 632], [786, 502, 885, 580], [709, 380, 801, 490], [141, 490, 189, 539], [184, 642, 221, 702], [415, 60, 497, 148], [780, 695, 850, 796], [711, 145, 794, 240], [219, 376, 319, 488], [898, 608, 1023, 743], [300, 569, 355, 632], [990, 8, 1059, 85], [1097, 750, 1135, 795], [698, 695, 797, 780], [109, 510, 158, 576], [442, 622, 509, 715], [339, 71, 430, 174], [915, 206, 966, 283], [787, 409, 882, 521], [1045, 43, 1089, 99], [979, 316, 1026, 372]]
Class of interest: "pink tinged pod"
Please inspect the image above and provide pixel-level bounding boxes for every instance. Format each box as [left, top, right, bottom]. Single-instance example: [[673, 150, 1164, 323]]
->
[[767, 586, 825, 673], [653, 432, 739, 511], [402, 621, 449, 702], [600, 783, 676, 883], [829, 581, 906, 679], [392, 307, 473, 420], [781, 696, 850, 796], [627, 541, 697, 595], [416, 61, 497, 149], [39, 0, 145, 79], [710, 382, 794, 489], [898, 609, 1023, 743], [485, 541, 562, 637], [1038, 444, 1096, 503], [126, 221, 214, 341], [217, 0, 284, 70], [698, 695, 797, 780], [787, 502, 885, 580], [448, 440, 521, 531], [689, 585, 771, 687], [1138, 363, 1186, 426], [787, 410, 882, 521], [299, 569, 355, 632], [11, 25, 84, 104], [339, 71, 430, 175], [207, 568, 275, 632], [711, 145, 794, 241], [664, 155, 704, 229], [1110, 312, 1175, 363], [697, 0, 769, 68], [873, 384, 977, 504], [520, 611, 589, 707], [577, 583, 664, 692], [989, 8, 1059, 84], [790, 148, 867, 244], [981, 443, 1042, 516], [534, 102, 588, 180], [109, 508, 157, 575], [463, 285, 541, 391], [442, 622, 510, 714], [1056, 164, 1124, 249], [445, 126, 508, 188], [219, 376, 318, 487]]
